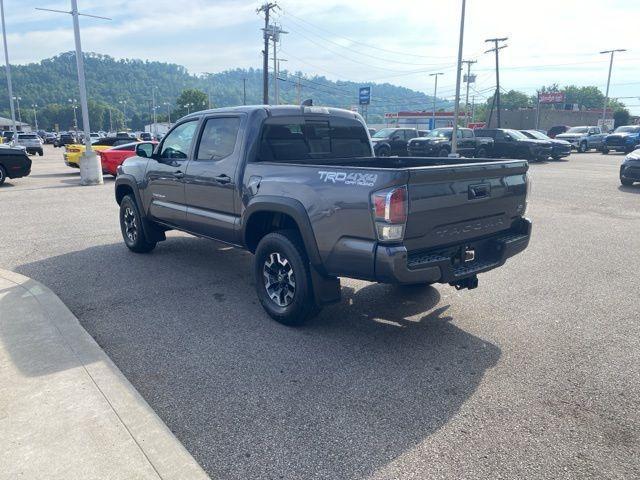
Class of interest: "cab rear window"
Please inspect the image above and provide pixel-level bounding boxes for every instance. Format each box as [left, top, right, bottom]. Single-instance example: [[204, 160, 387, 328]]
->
[[257, 116, 371, 162]]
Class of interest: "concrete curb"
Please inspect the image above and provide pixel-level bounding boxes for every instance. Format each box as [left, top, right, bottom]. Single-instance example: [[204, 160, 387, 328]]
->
[[0, 269, 209, 480]]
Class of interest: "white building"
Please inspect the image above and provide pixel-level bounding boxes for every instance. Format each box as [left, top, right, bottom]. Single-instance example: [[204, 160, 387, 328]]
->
[[0, 116, 31, 132], [144, 122, 171, 136]]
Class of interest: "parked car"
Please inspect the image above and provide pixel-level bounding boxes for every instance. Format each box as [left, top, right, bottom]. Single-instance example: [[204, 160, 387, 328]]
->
[[64, 136, 141, 169], [54, 132, 77, 148], [0, 144, 31, 185], [43, 132, 57, 144], [1, 130, 15, 144], [620, 148, 640, 186], [546, 125, 570, 139], [519, 130, 571, 160], [139, 132, 154, 141], [555, 126, 606, 153], [14, 132, 44, 156], [367, 128, 377, 137], [99, 141, 157, 176], [474, 128, 552, 161], [407, 127, 493, 158], [371, 127, 428, 157], [602, 125, 640, 154], [114, 105, 531, 325]]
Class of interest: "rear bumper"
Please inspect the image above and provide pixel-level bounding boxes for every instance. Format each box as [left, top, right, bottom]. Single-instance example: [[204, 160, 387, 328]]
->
[[374, 218, 532, 284]]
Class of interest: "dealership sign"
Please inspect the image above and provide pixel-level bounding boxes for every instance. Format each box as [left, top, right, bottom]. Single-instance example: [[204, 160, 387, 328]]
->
[[538, 92, 565, 104], [359, 86, 371, 105]]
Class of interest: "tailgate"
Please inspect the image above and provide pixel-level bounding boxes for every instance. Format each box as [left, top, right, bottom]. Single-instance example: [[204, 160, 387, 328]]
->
[[403, 160, 528, 252]]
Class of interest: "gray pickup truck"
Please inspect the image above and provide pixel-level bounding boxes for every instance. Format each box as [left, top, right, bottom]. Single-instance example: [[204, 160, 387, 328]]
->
[[114, 105, 531, 325], [555, 126, 607, 153]]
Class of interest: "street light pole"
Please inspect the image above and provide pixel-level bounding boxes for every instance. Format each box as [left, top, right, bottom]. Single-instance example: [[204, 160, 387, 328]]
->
[[429, 72, 443, 130], [36, 1, 111, 186], [0, 0, 17, 139], [451, 0, 466, 156], [152, 86, 157, 136], [600, 49, 626, 131], [32, 104, 38, 130], [119, 100, 127, 129], [163, 102, 171, 125], [13, 96, 21, 123]]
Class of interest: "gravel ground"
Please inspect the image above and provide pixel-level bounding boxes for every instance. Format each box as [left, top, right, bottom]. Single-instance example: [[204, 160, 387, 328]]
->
[[1, 145, 638, 479]]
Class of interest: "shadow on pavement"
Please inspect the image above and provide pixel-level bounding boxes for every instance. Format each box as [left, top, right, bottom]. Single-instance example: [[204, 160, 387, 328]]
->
[[16, 236, 501, 480], [618, 184, 640, 194]]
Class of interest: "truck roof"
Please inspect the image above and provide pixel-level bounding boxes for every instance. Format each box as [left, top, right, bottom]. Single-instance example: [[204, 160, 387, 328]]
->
[[181, 104, 363, 121]]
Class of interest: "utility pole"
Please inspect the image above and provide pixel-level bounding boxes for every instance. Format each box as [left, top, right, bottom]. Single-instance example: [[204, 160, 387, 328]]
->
[[450, 0, 467, 156], [462, 59, 476, 127], [13, 96, 21, 123], [243, 78, 247, 105], [32, 104, 38, 130], [37, 1, 111, 185], [296, 76, 301, 104], [535, 90, 540, 130], [151, 86, 157, 136], [429, 72, 444, 130], [163, 102, 171, 125], [600, 49, 626, 131], [485, 37, 508, 128], [269, 25, 287, 105], [108, 107, 112, 132], [471, 95, 475, 124], [119, 100, 127, 129], [257, 2, 277, 105], [1, 0, 17, 140]]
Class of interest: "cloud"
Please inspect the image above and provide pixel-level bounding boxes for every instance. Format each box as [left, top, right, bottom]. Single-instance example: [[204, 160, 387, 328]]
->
[[2, 0, 639, 113]]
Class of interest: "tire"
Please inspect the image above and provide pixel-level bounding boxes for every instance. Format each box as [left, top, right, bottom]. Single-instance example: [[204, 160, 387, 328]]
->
[[475, 147, 487, 158], [602, 147, 609, 154], [437, 147, 449, 157], [37, 149, 43, 156], [0, 165, 6, 186], [119, 194, 156, 253], [621, 177, 634, 187], [254, 230, 320, 326], [578, 141, 588, 153], [377, 147, 390, 157]]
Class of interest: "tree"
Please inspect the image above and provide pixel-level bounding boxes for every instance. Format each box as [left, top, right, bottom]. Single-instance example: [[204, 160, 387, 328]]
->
[[613, 109, 630, 128], [174, 89, 208, 119]]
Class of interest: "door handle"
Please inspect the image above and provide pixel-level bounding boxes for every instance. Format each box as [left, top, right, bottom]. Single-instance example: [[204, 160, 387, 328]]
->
[[173, 171, 184, 179], [214, 174, 231, 184]]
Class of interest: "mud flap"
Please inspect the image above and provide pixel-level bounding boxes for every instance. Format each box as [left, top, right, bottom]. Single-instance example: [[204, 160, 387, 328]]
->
[[310, 265, 341, 305]]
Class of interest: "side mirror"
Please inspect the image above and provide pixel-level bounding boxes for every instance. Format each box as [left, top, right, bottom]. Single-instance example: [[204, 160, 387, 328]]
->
[[136, 143, 154, 158]]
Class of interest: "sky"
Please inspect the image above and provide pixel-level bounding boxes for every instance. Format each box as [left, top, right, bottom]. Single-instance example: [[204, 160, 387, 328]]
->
[[3, 0, 640, 114]]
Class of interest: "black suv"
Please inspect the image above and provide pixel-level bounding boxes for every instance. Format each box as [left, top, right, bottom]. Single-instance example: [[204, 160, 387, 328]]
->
[[475, 128, 553, 161], [371, 128, 427, 157]]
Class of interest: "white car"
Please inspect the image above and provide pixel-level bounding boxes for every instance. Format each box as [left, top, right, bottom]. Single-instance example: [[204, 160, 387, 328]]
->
[[14, 133, 43, 156]]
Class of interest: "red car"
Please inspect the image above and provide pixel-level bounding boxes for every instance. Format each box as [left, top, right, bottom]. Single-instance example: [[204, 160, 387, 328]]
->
[[99, 141, 157, 176]]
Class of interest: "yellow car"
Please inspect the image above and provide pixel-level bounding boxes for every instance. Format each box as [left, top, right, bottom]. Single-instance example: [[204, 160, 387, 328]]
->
[[64, 137, 140, 168]]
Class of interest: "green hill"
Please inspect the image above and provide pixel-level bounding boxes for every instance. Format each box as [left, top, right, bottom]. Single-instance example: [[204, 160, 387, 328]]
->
[[1, 52, 450, 130]]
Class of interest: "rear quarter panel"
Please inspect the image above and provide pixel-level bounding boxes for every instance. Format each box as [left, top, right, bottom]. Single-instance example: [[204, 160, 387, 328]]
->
[[242, 162, 407, 278]]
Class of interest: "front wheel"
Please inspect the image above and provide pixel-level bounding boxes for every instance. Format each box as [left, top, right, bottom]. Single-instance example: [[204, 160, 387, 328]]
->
[[0, 165, 6, 186], [602, 147, 609, 154], [437, 147, 449, 157], [377, 147, 390, 157], [578, 142, 588, 153], [254, 230, 320, 326], [119, 195, 156, 253], [621, 177, 634, 187], [475, 147, 488, 158]]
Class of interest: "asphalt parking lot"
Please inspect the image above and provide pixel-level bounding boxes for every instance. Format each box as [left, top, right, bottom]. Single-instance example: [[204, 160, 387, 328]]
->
[[1, 145, 638, 479]]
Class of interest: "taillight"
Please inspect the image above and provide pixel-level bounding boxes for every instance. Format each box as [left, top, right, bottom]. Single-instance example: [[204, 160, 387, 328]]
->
[[371, 186, 408, 242]]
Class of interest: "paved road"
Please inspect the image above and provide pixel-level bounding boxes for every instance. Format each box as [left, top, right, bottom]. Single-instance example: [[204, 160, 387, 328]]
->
[[1, 146, 638, 479]]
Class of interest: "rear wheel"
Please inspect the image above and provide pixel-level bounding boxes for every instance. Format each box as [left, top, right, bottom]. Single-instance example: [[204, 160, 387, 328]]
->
[[437, 147, 449, 157], [119, 194, 156, 253], [602, 147, 609, 154], [475, 147, 488, 158], [254, 230, 320, 326], [0, 165, 6, 186]]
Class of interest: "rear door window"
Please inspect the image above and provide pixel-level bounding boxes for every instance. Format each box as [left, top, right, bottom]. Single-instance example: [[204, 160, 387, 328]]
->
[[197, 117, 240, 160], [258, 116, 371, 162]]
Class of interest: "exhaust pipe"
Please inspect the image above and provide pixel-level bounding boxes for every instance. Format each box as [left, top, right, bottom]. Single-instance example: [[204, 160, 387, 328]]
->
[[449, 275, 478, 291]]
